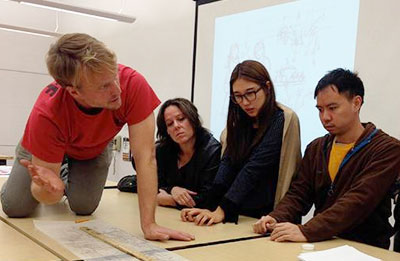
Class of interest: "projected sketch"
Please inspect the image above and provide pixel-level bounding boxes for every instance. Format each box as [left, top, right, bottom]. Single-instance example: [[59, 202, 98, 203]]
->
[[254, 41, 271, 69], [210, 0, 360, 151]]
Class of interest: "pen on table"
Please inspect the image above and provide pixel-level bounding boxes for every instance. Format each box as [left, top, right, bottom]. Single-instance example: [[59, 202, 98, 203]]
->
[[75, 218, 90, 223]]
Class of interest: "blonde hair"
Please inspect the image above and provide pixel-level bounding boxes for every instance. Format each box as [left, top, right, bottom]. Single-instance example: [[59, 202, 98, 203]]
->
[[46, 33, 117, 88]]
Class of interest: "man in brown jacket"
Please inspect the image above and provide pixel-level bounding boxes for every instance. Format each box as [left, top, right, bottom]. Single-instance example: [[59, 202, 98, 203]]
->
[[253, 68, 400, 249]]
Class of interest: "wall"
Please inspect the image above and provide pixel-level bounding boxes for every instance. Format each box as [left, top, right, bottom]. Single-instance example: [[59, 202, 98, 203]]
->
[[0, 0, 195, 182]]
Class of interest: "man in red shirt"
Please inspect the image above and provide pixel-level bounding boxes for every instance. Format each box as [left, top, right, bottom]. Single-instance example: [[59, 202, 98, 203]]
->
[[1, 33, 194, 241]]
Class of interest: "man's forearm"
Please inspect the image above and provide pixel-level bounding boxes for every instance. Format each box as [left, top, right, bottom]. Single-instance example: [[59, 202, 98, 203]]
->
[[136, 162, 158, 230]]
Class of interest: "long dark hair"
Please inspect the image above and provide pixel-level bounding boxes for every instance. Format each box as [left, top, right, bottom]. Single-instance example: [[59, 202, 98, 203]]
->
[[225, 60, 278, 164], [156, 98, 207, 153]]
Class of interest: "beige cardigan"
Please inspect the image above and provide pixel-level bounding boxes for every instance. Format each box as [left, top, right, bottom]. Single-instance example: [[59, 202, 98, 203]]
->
[[219, 102, 302, 208]]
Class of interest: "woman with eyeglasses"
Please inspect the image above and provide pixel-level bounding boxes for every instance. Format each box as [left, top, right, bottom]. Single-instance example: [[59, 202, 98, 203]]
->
[[155, 98, 221, 209], [181, 60, 301, 225]]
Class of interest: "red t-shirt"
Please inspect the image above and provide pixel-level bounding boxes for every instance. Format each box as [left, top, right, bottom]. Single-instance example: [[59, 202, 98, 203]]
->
[[22, 64, 160, 163]]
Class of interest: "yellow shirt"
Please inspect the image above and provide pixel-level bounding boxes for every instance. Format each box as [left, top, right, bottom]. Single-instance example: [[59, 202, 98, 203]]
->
[[328, 138, 355, 181]]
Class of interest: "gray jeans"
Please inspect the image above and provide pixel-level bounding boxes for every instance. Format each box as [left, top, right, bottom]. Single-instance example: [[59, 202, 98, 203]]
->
[[1, 142, 112, 217]]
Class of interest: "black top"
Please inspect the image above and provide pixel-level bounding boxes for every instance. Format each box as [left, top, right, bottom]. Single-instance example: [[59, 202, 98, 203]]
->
[[156, 130, 222, 209], [207, 109, 284, 223]]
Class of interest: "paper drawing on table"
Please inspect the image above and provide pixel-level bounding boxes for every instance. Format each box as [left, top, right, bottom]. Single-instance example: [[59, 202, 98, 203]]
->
[[0, 166, 12, 176], [34, 219, 188, 261]]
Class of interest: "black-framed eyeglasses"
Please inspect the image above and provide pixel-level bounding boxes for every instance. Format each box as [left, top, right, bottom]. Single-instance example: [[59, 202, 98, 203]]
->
[[230, 87, 263, 104]]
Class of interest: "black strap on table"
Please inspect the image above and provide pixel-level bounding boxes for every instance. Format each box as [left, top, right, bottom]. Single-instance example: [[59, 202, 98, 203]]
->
[[166, 233, 271, 251]]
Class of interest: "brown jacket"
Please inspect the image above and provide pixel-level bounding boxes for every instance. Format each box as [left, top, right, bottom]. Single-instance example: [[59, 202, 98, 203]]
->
[[270, 123, 400, 248]]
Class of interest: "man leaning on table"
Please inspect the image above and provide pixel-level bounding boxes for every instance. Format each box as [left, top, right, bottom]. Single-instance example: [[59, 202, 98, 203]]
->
[[0, 33, 194, 242], [253, 68, 400, 249]]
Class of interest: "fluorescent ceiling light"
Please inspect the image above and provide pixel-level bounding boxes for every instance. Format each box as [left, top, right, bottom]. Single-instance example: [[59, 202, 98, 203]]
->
[[10, 0, 136, 23], [0, 23, 62, 37]]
